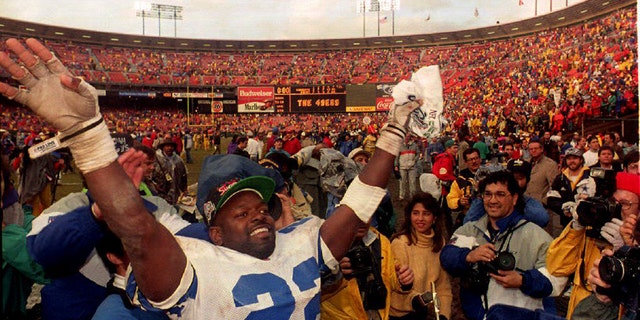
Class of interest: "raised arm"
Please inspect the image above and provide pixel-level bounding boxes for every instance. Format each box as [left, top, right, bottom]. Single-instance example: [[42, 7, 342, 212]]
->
[[0, 38, 185, 302], [321, 79, 424, 259]]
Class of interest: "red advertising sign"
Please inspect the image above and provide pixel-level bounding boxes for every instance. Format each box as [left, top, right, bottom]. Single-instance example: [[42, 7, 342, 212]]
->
[[211, 100, 223, 113], [376, 97, 394, 111], [237, 87, 275, 113]]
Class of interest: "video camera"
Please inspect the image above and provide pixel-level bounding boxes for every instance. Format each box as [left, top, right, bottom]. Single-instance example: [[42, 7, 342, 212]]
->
[[589, 167, 617, 198], [597, 246, 640, 307], [575, 197, 621, 240]]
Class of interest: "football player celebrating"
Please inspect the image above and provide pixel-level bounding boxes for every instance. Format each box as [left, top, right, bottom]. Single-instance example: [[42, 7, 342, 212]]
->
[[0, 38, 425, 319]]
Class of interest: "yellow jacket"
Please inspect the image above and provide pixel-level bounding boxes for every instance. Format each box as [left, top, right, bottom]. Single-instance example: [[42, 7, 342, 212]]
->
[[321, 228, 400, 320], [546, 223, 612, 319]]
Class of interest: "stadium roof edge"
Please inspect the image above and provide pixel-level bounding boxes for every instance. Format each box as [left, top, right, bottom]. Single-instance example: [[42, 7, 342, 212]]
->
[[0, 0, 634, 52]]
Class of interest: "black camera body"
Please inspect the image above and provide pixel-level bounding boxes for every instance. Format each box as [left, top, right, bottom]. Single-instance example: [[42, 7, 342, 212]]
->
[[589, 167, 617, 198], [479, 251, 517, 275], [462, 251, 516, 294], [344, 243, 388, 310], [576, 197, 621, 240], [345, 245, 374, 277], [597, 246, 640, 306]]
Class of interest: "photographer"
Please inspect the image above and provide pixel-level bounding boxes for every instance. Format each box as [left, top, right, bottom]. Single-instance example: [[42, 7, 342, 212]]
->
[[440, 171, 566, 320], [547, 172, 639, 319], [446, 148, 482, 229], [547, 147, 597, 229], [321, 220, 415, 320], [573, 172, 640, 320]]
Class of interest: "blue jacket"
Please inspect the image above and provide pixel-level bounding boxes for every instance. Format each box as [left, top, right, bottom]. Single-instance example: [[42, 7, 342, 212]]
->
[[440, 211, 562, 320], [26, 192, 208, 320], [463, 196, 549, 228]]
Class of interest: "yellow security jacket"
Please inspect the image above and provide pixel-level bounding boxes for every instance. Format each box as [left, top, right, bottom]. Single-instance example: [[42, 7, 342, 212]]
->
[[320, 228, 400, 320], [546, 223, 612, 319]]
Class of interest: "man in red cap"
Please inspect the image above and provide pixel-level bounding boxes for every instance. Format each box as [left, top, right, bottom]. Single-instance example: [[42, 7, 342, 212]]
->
[[574, 172, 639, 319], [547, 172, 639, 318]]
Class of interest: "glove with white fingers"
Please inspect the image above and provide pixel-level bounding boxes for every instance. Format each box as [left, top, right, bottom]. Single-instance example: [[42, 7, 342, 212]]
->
[[600, 218, 624, 250], [1, 38, 116, 173]]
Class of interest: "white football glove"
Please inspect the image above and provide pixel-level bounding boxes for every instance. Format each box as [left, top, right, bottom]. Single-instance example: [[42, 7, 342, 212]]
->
[[600, 218, 624, 251], [562, 201, 583, 230], [377, 81, 421, 155], [1, 39, 116, 173]]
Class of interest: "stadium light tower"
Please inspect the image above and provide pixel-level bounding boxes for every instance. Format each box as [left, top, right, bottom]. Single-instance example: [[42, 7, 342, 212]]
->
[[135, 2, 152, 35], [357, 0, 399, 37], [135, 2, 183, 37]]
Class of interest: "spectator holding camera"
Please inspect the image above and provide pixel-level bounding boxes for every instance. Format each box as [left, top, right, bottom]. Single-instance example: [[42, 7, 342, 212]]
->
[[440, 170, 566, 320], [547, 172, 639, 319], [320, 220, 415, 320], [446, 148, 483, 228], [389, 192, 452, 320], [571, 172, 640, 320], [547, 147, 597, 229]]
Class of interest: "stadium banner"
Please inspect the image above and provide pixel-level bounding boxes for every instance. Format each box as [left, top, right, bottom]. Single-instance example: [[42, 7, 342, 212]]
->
[[277, 85, 346, 113], [119, 91, 156, 98], [376, 84, 395, 111], [346, 84, 376, 112], [237, 87, 275, 113], [171, 92, 224, 98]]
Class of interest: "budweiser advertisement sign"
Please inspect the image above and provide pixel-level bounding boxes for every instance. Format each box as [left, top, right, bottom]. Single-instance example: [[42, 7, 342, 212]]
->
[[237, 87, 275, 113]]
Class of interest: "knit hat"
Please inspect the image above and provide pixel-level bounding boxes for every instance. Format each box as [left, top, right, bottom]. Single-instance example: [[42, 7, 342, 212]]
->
[[616, 172, 640, 196]]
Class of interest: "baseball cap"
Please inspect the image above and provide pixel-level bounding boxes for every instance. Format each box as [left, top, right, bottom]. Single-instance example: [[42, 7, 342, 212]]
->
[[507, 159, 532, 180], [564, 147, 583, 158], [444, 140, 458, 149], [197, 155, 283, 224]]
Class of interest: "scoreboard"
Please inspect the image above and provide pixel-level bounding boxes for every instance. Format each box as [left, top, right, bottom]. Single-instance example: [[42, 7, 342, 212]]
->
[[275, 85, 346, 113]]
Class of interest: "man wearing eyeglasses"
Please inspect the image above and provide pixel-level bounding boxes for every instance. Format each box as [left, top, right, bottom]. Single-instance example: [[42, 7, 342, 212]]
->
[[548, 172, 640, 319], [446, 148, 483, 230], [577, 172, 639, 320], [525, 139, 559, 236], [440, 171, 566, 320]]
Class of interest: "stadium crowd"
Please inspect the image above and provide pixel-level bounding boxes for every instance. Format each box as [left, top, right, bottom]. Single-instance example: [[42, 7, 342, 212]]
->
[[1, 5, 639, 320]]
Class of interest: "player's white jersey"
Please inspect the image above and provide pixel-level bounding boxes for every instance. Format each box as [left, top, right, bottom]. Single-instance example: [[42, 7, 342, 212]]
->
[[127, 216, 332, 320]]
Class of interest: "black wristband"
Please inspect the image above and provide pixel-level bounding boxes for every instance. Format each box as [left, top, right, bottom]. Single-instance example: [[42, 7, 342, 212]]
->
[[60, 117, 104, 143]]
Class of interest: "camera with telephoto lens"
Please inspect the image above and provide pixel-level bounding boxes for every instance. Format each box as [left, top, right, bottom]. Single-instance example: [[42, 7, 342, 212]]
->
[[596, 246, 640, 306], [345, 245, 374, 277], [344, 244, 388, 310], [576, 197, 621, 240]]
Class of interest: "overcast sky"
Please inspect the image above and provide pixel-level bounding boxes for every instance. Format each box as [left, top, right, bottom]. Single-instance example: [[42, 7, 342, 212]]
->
[[3, 0, 586, 40]]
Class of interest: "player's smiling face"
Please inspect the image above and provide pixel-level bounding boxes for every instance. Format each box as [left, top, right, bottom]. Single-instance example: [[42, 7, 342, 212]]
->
[[209, 191, 276, 259]]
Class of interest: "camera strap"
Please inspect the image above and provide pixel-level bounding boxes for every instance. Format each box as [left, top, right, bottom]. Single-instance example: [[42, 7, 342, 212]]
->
[[578, 239, 592, 292], [494, 220, 530, 253], [358, 236, 386, 313]]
